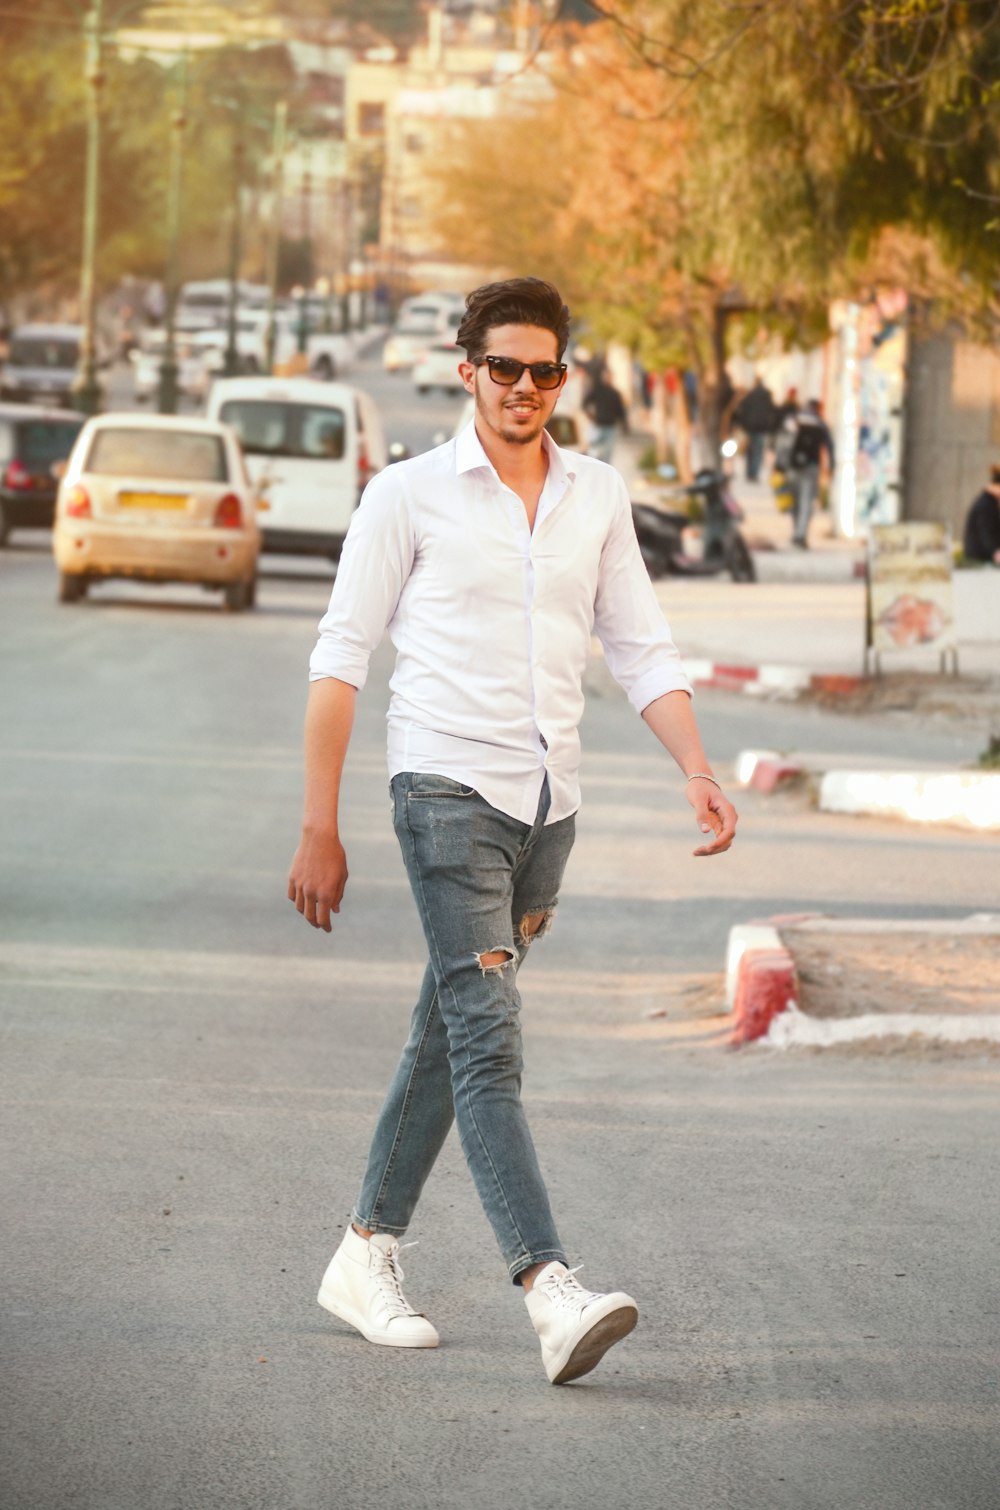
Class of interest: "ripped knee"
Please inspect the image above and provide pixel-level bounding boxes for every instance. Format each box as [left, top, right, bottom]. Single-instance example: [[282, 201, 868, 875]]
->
[[476, 947, 516, 975], [517, 907, 555, 948]]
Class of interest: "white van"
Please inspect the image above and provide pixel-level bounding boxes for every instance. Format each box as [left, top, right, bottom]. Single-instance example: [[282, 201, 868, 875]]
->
[[207, 377, 387, 559]]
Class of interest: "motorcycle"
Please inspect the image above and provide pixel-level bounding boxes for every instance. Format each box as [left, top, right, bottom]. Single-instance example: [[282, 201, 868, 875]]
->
[[631, 465, 756, 583]]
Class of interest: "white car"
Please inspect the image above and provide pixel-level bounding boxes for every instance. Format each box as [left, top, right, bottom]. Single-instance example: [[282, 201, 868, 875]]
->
[[207, 376, 387, 560], [53, 413, 260, 609], [412, 341, 465, 395], [383, 318, 445, 373]]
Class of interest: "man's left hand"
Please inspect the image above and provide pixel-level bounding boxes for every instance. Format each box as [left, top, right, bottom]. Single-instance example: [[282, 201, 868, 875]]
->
[[687, 780, 738, 856]]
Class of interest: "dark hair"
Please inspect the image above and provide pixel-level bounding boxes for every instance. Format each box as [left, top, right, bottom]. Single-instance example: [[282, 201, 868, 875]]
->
[[455, 277, 571, 362], [991, 464, 1000, 486]]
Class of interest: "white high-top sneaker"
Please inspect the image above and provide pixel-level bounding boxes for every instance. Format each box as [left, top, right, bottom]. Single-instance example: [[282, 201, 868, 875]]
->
[[318, 1228, 439, 1349], [524, 1262, 637, 1384]]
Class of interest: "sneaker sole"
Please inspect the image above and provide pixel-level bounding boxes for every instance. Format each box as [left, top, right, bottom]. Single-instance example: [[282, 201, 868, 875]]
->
[[317, 1283, 439, 1349], [550, 1302, 638, 1385]]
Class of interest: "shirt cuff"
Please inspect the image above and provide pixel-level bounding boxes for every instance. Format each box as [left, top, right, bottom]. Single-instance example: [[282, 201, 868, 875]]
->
[[626, 664, 692, 714], [308, 644, 370, 690]]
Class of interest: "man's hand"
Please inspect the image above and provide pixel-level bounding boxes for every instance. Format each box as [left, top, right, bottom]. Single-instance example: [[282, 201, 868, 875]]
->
[[287, 830, 348, 932], [687, 778, 738, 856]]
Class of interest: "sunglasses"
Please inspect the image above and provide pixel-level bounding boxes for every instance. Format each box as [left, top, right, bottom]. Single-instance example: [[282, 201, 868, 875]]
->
[[475, 354, 567, 390]]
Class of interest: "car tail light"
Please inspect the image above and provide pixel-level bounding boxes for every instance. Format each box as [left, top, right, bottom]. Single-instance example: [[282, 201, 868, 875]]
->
[[214, 492, 242, 528], [64, 485, 92, 518], [3, 460, 31, 490]]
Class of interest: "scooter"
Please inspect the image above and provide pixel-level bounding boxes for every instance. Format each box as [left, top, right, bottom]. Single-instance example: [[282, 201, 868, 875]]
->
[[631, 466, 756, 582]]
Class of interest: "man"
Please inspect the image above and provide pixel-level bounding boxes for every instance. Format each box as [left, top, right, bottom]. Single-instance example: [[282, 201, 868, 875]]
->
[[785, 397, 835, 548], [732, 375, 777, 483], [582, 364, 628, 462], [288, 277, 737, 1386], [963, 466, 1000, 564]]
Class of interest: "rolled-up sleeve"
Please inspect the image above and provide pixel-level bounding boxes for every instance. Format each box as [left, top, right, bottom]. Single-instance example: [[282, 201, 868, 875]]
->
[[308, 469, 415, 688], [593, 480, 692, 712]]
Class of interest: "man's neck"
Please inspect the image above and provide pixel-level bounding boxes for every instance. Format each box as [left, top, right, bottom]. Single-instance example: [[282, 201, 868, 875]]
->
[[474, 421, 549, 494]]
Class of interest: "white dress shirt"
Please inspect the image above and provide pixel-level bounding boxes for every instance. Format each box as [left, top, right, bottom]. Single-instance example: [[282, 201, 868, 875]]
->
[[309, 420, 691, 825]]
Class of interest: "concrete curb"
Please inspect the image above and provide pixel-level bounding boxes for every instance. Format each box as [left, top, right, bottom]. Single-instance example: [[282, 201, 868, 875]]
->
[[725, 914, 1000, 1048], [685, 659, 859, 699], [735, 749, 1000, 831], [725, 922, 799, 1046], [819, 769, 1000, 832]]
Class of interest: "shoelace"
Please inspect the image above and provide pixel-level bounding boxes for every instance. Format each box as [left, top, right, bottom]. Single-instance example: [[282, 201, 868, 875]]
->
[[370, 1240, 421, 1318], [537, 1264, 598, 1313]]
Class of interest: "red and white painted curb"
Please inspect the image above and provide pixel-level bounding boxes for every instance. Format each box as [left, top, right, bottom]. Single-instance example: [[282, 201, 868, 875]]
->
[[734, 748, 1000, 831], [684, 660, 862, 699], [726, 914, 1000, 1048], [725, 921, 800, 1047]]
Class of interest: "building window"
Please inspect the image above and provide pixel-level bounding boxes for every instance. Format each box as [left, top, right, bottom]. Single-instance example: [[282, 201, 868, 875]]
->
[[358, 102, 385, 136]]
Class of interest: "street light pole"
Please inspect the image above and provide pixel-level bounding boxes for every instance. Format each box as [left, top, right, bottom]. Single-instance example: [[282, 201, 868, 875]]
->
[[158, 49, 188, 414], [296, 141, 311, 356], [263, 100, 288, 376], [72, 0, 105, 416], [224, 132, 245, 378]]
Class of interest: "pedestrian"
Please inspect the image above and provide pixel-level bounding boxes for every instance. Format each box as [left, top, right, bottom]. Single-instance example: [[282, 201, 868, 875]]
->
[[731, 375, 777, 482], [785, 398, 835, 548], [287, 276, 737, 1387], [582, 364, 628, 462], [962, 466, 1000, 565]]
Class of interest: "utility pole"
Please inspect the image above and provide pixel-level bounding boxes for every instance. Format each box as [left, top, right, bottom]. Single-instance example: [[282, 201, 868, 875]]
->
[[72, 0, 105, 416], [223, 128, 245, 379], [296, 140, 311, 356], [158, 49, 188, 413], [263, 100, 288, 376]]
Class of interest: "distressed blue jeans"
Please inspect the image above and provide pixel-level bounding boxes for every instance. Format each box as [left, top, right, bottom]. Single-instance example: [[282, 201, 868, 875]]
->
[[353, 772, 575, 1283]]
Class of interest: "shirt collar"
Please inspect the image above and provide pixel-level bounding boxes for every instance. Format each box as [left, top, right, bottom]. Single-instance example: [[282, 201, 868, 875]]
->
[[455, 418, 578, 486]]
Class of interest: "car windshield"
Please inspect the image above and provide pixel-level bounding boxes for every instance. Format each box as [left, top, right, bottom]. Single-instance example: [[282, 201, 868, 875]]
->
[[16, 419, 84, 467], [86, 428, 227, 481], [217, 400, 346, 461], [10, 338, 79, 368]]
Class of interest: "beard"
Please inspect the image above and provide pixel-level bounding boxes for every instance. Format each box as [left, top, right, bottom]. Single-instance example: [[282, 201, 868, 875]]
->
[[476, 387, 546, 445]]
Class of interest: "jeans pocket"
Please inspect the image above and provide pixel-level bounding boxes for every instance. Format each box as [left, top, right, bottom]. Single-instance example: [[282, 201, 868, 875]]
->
[[407, 772, 477, 799]]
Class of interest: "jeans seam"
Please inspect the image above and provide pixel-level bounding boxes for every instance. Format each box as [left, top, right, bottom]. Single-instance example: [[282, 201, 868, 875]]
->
[[365, 987, 442, 1228], [400, 793, 531, 1263]]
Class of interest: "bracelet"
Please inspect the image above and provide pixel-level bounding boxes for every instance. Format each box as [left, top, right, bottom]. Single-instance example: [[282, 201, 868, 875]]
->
[[686, 772, 721, 789]]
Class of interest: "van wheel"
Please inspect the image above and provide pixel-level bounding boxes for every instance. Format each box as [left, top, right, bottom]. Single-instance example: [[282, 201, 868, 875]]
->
[[222, 578, 252, 612], [58, 572, 88, 603]]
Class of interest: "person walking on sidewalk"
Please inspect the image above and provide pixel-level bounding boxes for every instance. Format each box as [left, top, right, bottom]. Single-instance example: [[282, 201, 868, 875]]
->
[[732, 375, 777, 482], [287, 276, 737, 1386], [582, 365, 628, 462], [785, 398, 835, 547], [962, 465, 1000, 564]]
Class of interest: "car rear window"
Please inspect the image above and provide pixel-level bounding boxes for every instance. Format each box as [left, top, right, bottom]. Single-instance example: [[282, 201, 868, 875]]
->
[[16, 419, 84, 467], [10, 338, 79, 368], [218, 400, 346, 461], [86, 428, 227, 481]]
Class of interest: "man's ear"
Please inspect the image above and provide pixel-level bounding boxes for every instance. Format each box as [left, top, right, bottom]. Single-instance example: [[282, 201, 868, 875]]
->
[[459, 360, 477, 395]]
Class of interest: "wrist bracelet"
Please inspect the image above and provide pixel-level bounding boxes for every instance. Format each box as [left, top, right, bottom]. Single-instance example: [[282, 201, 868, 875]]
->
[[686, 772, 721, 789]]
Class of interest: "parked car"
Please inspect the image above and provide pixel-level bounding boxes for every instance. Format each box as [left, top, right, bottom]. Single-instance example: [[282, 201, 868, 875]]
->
[[412, 341, 466, 395], [0, 324, 105, 406], [53, 414, 260, 610], [207, 376, 387, 560], [383, 317, 447, 373], [130, 328, 210, 404], [0, 404, 85, 544]]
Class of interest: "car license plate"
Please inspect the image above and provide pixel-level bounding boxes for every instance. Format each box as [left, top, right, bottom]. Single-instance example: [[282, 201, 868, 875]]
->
[[117, 492, 189, 510]]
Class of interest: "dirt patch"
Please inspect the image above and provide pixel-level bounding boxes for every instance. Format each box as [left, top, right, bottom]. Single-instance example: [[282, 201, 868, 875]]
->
[[782, 929, 1000, 1020], [804, 670, 1000, 729]]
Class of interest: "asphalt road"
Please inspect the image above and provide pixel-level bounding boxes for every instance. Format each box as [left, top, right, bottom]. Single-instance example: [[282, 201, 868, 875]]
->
[[1, 347, 998, 1510]]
